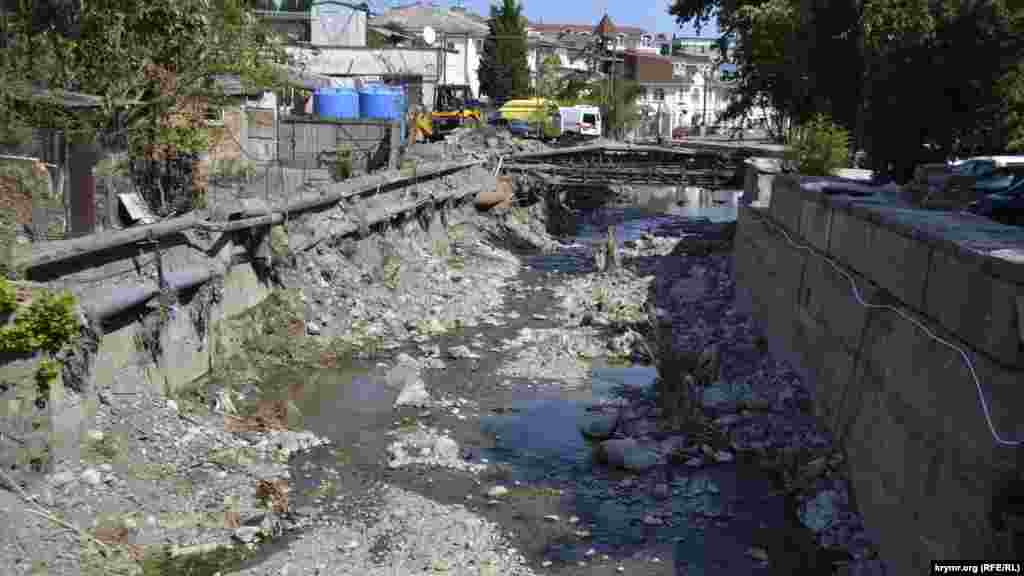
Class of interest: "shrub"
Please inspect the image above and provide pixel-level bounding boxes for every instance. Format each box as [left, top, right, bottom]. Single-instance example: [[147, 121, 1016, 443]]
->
[[785, 114, 851, 176], [0, 289, 79, 354]]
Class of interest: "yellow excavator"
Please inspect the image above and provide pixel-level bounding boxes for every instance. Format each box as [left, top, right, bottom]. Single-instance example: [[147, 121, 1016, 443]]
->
[[419, 85, 481, 141]]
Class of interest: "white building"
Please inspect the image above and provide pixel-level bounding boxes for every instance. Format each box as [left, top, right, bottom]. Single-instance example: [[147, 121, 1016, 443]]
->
[[370, 4, 488, 101]]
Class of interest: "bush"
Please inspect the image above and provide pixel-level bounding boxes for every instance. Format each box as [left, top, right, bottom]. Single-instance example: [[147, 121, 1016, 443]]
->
[[785, 114, 850, 176]]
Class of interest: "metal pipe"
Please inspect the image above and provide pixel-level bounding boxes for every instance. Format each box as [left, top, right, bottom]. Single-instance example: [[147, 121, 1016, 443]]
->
[[17, 159, 483, 273]]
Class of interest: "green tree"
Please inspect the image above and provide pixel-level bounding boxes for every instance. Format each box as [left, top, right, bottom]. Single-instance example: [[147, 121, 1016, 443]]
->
[[1004, 63, 1024, 153], [669, 0, 1024, 181], [478, 0, 530, 103], [0, 0, 287, 156], [580, 78, 642, 139]]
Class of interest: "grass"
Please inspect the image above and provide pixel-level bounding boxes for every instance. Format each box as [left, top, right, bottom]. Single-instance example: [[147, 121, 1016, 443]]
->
[[205, 447, 257, 469], [127, 462, 176, 482], [506, 485, 564, 499], [83, 434, 122, 463], [381, 254, 401, 290], [138, 544, 251, 576], [509, 206, 530, 225]]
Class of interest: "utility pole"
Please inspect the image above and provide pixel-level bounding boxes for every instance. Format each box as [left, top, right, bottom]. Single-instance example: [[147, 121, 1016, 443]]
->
[[702, 63, 710, 136]]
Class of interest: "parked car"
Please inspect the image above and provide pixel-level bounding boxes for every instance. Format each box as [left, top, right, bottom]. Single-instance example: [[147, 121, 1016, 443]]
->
[[506, 119, 532, 137], [968, 178, 1024, 225], [931, 155, 1024, 205], [551, 105, 602, 138]]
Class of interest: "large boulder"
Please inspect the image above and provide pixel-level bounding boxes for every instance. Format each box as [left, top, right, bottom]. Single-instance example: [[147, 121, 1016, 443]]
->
[[594, 438, 661, 472], [579, 412, 619, 441]]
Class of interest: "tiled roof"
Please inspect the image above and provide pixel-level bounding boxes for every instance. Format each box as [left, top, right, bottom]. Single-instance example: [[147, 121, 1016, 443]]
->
[[372, 3, 488, 35], [529, 21, 647, 36]]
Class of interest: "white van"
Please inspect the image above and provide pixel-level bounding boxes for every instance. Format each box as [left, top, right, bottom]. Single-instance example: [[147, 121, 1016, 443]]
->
[[555, 105, 602, 137]]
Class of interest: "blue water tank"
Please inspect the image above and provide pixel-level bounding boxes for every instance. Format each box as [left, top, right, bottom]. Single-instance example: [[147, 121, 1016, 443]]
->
[[313, 87, 358, 119], [360, 85, 408, 143], [359, 85, 401, 120]]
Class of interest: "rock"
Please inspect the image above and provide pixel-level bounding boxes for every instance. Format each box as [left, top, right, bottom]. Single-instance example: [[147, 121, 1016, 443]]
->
[[305, 322, 321, 335], [802, 456, 828, 479], [642, 514, 664, 526], [340, 539, 359, 551], [166, 399, 179, 412], [544, 515, 559, 522], [569, 515, 580, 524], [50, 471, 74, 486], [395, 353, 418, 367], [652, 483, 670, 500], [486, 485, 509, 498], [669, 276, 708, 304], [233, 526, 262, 543], [80, 468, 102, 486], [799, 490, 841, 533], [433, 437, 459, 461], [746, 547, 769, 562], [713, 450, 734, 463], [395, 377, 431, 408], [595, 438, 660, 472], [579, 413, 619, 441], [448, 345, 480, 359]]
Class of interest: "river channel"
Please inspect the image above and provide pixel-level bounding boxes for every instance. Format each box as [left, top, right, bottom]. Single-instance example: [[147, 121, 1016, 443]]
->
[[239, 185, 842, 575]]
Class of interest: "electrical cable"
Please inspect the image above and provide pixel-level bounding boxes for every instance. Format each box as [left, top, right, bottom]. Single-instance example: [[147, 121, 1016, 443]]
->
[[759, 213, 1022, 447]]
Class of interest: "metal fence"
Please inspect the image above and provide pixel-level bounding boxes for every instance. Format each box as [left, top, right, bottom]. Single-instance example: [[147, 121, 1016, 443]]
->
[[129, 153, 201, 217]]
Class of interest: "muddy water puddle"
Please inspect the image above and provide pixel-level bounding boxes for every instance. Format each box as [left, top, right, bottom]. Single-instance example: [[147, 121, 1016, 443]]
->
[[250, 193, 831, 575]]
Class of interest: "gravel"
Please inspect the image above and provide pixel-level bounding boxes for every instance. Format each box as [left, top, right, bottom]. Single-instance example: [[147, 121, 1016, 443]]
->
[[233, 485, 538, 576]]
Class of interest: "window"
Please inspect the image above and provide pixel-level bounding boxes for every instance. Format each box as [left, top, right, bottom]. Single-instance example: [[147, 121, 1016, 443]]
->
[[582, 113, 597, 125], [447, 41, 456, 51], [616, 34, 624, 48], [641, 34, 652, 47], [654, 88, 665, 101]]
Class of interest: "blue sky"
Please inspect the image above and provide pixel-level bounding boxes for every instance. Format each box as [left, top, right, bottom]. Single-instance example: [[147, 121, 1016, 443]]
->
[[459, 0, 720, 37]]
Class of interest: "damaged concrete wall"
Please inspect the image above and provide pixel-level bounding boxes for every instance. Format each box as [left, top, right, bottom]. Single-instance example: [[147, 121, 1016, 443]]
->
[[2, 162, 490, 482], [733, 175, 1024, 572]]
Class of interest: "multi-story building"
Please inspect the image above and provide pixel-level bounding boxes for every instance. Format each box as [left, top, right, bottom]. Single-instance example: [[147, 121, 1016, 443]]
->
[[523, 15, 740, 137], [370, 3, 488, 100]]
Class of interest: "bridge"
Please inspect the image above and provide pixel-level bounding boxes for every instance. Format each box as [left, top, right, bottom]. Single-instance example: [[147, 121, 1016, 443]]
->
[[502, 141, 783, 189]]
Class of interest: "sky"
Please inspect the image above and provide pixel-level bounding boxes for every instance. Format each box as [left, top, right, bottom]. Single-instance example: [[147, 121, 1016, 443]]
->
[[454, 0, 719, 38]]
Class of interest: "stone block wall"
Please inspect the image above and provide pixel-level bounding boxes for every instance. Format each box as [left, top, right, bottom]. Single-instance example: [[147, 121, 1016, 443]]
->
[[734, 174, 1024, 573]]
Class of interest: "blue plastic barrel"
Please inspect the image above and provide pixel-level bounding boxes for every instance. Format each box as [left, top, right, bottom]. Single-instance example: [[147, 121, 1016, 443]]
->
[[313, 87, 359, 119], [358, 85, 399, 120], [360, 85, 408, 143]]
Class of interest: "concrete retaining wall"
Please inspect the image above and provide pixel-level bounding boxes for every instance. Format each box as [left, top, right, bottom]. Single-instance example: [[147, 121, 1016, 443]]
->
[[734, 175, 1024, 572], [2, 161, 485, 483], [278, 118, 399, 174]]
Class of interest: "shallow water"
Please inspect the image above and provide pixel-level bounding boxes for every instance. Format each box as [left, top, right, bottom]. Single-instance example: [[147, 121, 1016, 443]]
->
[[254, 187, 834, 574]]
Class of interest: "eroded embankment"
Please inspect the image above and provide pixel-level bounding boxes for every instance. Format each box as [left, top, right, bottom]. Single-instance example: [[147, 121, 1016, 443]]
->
[[0, 165, 559, 576]]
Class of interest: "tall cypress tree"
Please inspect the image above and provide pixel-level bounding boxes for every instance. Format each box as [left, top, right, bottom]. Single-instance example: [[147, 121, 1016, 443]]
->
[[478, 0, 530, 103]]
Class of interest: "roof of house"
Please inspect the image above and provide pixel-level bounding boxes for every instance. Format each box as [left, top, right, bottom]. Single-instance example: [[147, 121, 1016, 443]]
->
[[529, 21, 647, 36], [371, 3, 488, 36], [9, 85, 141, 108], [212, 75, 265, 97], [623, 49, 672, 63]]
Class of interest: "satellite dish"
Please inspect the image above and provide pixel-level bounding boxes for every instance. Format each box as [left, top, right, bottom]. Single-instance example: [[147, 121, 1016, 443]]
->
[[422, 26, 437, 46]]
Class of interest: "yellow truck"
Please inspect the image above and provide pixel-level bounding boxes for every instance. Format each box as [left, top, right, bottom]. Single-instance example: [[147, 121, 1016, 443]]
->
[[497, 98, 553, 121]]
